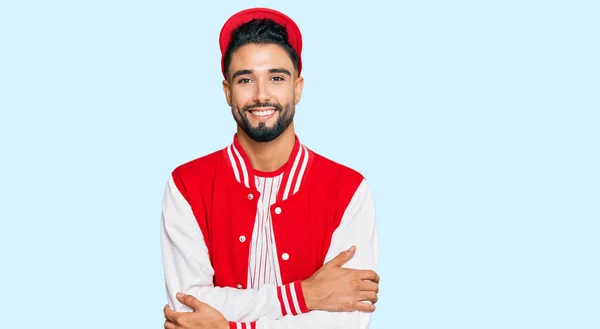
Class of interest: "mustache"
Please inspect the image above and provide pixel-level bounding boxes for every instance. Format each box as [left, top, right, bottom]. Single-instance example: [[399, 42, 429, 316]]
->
[[242, 102, 283, 112]]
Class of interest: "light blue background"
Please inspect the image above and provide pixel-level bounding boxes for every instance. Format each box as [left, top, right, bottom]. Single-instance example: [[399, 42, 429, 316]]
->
[[1, 1, 598, 328]]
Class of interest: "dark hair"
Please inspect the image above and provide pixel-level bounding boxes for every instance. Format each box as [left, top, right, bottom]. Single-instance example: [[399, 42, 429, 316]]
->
[[223, 18, 299, 80]]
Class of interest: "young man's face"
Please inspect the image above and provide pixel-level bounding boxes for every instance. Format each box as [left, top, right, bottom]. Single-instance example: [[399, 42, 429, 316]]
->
[[223, 43, 303, 143]]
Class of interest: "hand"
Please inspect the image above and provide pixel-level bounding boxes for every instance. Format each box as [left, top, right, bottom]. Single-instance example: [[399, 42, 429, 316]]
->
[[163, 292, 229, 329], [301, 246, 380, 313]]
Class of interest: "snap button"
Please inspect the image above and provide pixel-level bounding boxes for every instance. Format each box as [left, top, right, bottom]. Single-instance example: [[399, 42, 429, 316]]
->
[[274, 207, 282, 215], [281, 253, 289, 260], [236, 284, 242, 289], [239, 235, 246, 243], [247, 193, 254, 200]]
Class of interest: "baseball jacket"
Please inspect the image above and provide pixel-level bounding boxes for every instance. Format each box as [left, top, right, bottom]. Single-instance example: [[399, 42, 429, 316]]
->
[[160, 134, 379, 329]]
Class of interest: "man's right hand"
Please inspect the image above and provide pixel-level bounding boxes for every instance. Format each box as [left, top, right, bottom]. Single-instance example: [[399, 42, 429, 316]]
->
[[301, 246, 380, 313]]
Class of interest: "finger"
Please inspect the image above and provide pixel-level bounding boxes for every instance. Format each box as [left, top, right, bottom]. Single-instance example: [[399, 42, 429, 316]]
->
[[163, 305, 178, 323], [164, 320, 177, 329], [359, 281, 379, 293], [176, 293, 201, 311], [353, 301, 376, 313], [326, 246, 356, 267], [358, 290, 378, 304], [358, 270, 379, 283]]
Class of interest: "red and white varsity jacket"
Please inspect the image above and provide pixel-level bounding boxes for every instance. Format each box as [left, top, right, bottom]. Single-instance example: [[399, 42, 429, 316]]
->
[[160, 134, 379, 329]]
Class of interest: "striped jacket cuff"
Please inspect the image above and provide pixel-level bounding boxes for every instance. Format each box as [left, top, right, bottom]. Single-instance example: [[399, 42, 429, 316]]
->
[[229, 321, 256, 329], [276, 280, 310, 316]]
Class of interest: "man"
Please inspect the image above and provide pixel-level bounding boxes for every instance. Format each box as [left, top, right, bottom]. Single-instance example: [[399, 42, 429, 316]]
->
[[160, 7, 380, 329]]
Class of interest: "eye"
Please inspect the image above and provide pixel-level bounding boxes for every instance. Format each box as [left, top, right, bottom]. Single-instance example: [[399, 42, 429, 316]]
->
[[237, 78, 252, 84], [271, 76, 285, 82]]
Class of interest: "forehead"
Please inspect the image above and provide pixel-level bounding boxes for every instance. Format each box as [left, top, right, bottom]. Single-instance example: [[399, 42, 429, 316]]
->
[[229, 43, 294, 72]]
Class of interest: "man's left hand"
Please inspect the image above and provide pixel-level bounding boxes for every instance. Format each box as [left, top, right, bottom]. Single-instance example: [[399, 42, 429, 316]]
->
[[163, 292, 229, 329]]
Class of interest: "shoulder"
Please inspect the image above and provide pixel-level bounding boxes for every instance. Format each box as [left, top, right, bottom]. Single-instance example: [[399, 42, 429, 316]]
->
[[307, 148, 366, 198], [310, 148, 365, 182], [170, 148, 225, 184]]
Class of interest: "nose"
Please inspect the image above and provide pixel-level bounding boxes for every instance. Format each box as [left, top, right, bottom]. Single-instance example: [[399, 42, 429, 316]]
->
[[252, 79, 270, 104]]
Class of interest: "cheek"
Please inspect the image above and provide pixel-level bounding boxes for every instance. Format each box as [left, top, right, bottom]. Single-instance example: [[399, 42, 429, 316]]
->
[[231, 84, 295, 106], [271, 86, 295, 103], [230, 89, 253, 107]]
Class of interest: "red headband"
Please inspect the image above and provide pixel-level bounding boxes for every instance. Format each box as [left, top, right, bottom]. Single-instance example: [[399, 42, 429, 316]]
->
[[219, 7, 303, 78]]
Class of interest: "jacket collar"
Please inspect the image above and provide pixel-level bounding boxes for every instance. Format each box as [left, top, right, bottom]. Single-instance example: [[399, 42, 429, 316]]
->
[[224, 133, 312, 201]]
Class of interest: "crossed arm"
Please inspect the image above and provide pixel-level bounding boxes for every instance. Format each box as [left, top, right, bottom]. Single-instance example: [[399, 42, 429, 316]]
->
[[160, 176, 380, 329]]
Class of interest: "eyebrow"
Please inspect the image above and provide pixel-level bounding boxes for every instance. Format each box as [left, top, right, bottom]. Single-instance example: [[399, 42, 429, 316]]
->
[[231, 68, 292, 81], [269, 68, 292, 76], [231, 69, 252, 80]]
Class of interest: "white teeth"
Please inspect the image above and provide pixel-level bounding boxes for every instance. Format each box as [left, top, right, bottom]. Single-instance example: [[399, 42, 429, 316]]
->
[[251, 110, 275, 117]]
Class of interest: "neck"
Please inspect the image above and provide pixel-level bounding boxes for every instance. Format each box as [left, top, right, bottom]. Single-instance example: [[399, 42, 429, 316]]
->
[[237, 123, 296, 173]]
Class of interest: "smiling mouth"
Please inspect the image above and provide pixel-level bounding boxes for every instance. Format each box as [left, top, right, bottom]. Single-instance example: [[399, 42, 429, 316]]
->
[[248, 107, 276, 118]]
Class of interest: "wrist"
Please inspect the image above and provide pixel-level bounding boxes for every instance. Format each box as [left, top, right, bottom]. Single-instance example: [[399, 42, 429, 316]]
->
[[276, 280, 311, 315], [300, 279, 318, 311]]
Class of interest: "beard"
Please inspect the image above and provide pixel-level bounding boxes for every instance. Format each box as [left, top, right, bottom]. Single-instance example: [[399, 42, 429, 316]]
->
[[232, 101, 295, 143]]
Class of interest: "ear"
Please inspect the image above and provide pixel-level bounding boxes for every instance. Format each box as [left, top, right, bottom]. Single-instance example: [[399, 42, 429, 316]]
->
[[222, 79, 232, 106], [294, 75, 304, 105]]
